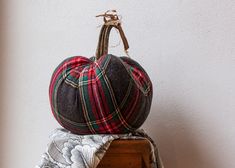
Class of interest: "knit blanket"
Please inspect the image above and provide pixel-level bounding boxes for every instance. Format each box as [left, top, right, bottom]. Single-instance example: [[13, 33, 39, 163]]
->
[[36, 128, 163, 168]]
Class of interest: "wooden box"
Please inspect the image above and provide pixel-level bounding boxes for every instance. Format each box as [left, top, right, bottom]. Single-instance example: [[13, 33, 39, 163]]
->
[[97, 139, 151, 168]]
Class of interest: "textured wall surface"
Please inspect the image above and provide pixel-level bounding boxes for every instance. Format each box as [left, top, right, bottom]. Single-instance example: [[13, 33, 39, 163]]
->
[[1, 1, 235, 168]]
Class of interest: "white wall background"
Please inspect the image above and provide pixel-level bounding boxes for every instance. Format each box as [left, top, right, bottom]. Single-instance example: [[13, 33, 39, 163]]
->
[[1, 0, 235, 168]]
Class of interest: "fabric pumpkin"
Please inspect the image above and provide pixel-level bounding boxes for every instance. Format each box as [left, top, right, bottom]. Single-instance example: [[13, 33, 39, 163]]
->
[[49, 11, 153, 134]]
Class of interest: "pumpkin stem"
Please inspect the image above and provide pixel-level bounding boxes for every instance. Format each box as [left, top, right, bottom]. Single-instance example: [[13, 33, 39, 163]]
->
[[96, 10, 129, 60]]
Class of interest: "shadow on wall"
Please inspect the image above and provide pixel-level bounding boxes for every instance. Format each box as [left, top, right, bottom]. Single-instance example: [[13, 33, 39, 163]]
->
[[0, 0, 7, 167], [147, 101, 217, 168]]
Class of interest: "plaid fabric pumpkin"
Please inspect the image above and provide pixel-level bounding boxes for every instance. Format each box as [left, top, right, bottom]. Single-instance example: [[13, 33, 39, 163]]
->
[[49, 11, 153, 134]]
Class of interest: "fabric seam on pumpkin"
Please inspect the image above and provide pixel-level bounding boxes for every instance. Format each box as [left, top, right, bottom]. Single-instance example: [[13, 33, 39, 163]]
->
[[118, 57, 151, 96]]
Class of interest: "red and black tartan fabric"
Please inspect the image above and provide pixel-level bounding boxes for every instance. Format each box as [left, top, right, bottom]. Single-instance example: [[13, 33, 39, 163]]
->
[[49, 54, 153, 134]]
